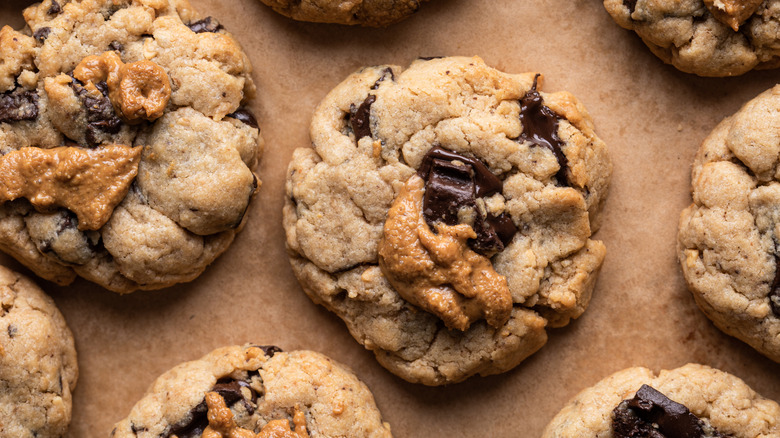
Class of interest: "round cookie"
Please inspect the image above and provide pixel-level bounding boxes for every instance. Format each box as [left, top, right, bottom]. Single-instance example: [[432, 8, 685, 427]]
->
[[283, 56, 612, 385], [0, 0, 262, 293], [603, 0, 780, 77], [111, 345, 393, 438], [678, 85, 780, 362], [0, 264, 78, 438], [542, 363, 780, 437], [258, 0, 429, 27]]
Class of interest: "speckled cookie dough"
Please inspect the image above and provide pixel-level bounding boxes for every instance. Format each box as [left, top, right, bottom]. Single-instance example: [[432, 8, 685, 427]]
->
[[0, 0, 263, 293], [258, 0, 429, 27], [111, 345, 393, 438], [603, 0, 780, 76], [0, 264, 78, 438], [283, 56, 612, 385], [542, 363, 780, 437], [678, 85, 780, 363]]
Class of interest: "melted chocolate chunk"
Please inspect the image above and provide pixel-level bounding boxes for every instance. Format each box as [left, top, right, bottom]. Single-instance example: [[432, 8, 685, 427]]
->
[[371, 68, 395, 90], [188, 16, 224, 33], [33, 27, 51, 44], [418, 56, 444, 61], [770, 255, 780, 317], [350, 94, 375, 140], [0, 88, 39, 123], [417, 147, 517, 255], [519, 75, 569, 186], [70, 78, 123, 147], [612, 385, 725, 438], [227, 108, 259, 129], [255, 344, 283, 357], [48, 0, 62, 15], [623, 0, 638, 13]]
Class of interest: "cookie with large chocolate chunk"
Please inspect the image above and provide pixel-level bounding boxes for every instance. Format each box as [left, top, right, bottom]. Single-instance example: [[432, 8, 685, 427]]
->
[[542, 364, 780, 437], [111, 345, 393, 438], [0, 0, 263, 293], [603, 0, 780, 77], [283, 56, 612, 385], [0, 264, 78, 438], [678, 85, 780, 362], [258, 0, 429, 26]]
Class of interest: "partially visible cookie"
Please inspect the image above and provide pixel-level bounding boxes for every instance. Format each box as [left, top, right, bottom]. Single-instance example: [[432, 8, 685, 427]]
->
[[0, 0, 262, 293], [678, 85, 780, 362], [0, 264, 78, 438], [284, 56, 612, 385], [603, 0, 780, 76], [542, 363, 780, 437], [258, 0, 429, 26], [111, 345, 393, 438]]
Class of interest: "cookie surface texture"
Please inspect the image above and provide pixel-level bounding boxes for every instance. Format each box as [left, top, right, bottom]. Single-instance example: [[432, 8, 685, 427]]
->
[[542, 363, 780, 437], [679, 85, 780, 362], [283, 56, 612, 385], [0, 0, 263, 293], [258, 0, 429, 26], [603, 0, 780, 76], [0, 264, 78, 438], [111, 345, 393, 438]]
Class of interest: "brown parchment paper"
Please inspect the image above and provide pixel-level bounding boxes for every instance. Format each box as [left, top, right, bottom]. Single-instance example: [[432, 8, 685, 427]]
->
[[1, 0, 779, 436]]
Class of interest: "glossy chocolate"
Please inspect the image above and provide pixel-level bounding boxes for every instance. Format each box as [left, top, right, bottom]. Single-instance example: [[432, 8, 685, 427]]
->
[[70, 79, 122, 146], [519, 75, 569, 186], [612, 384, 724, 438], [0, 88, 39, 123], [417, 147, 517, 254], [188, 17, 223, 34], [350, 94, 375, 140], [227, 108, 259, 129]]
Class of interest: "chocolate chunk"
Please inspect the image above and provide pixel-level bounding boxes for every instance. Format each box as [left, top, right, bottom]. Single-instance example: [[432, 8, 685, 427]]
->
[[623, 0, 638, 13], [188, 16, 224, 33], [7, 324, 17, 338], [212, 380, 248, 406], [770, 255, 780, 317], [255, 344, 283, 357], [417, 147, 517, 255], [108, 41, 124, 52], [519, 75, 569, 186], [227, 108, 259, 129], [48, 0, 62, 15], [418, 56, 444, 61], [70, 78, 123, 146], [33, 27, 51, 44], [0, 88, 39, 123], [612, 384, 725, 438], [371, 68, 395, 90], [350, 94, 375, 140]]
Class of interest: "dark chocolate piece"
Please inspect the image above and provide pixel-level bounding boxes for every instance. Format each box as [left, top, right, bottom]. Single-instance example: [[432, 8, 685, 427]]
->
[[612, 384, 725, 438], [371, 68, 395, 90], [70, 78, 123, 146], [257, 344, 282, 357], [7, 324, 17, 338], [418, 56, 444, 61], [519, 75, 569, 186], [350, 94, 375, 140], [770, 255, 780, 317], [33, 27, 51, 44], [0, 88, 39, 123], [108, 41, 124, 52], [623, 0, 638, 14], [226, 108, 259, 129], [417, 147, 517, 255], [48, 0, 62, 15], [188, 17, 224, 34]]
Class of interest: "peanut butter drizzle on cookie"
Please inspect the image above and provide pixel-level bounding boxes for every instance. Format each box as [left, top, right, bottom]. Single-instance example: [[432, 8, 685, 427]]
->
[[0, 145, 142, 230], [74, 51, 171, 122], [202, 392, 309, 438], [703, 0, 763, 31], [378, 174, 512, 331]]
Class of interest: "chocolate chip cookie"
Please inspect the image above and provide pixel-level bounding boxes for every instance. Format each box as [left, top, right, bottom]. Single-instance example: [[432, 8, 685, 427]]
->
[[283, 56, 612, 385], [603, 0, 780, 76], [111, 345, 393, 438], [678, 85, 780, 362], [258, 0, 429, 26], [0, 0, 262, 293], [542, 363, 780, 437], [0, 264, 78, 438]]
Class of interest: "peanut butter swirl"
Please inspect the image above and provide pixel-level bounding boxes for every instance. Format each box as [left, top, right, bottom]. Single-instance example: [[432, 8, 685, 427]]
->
[[0, 145, 142, 230], [378, 174, 512, 331]]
